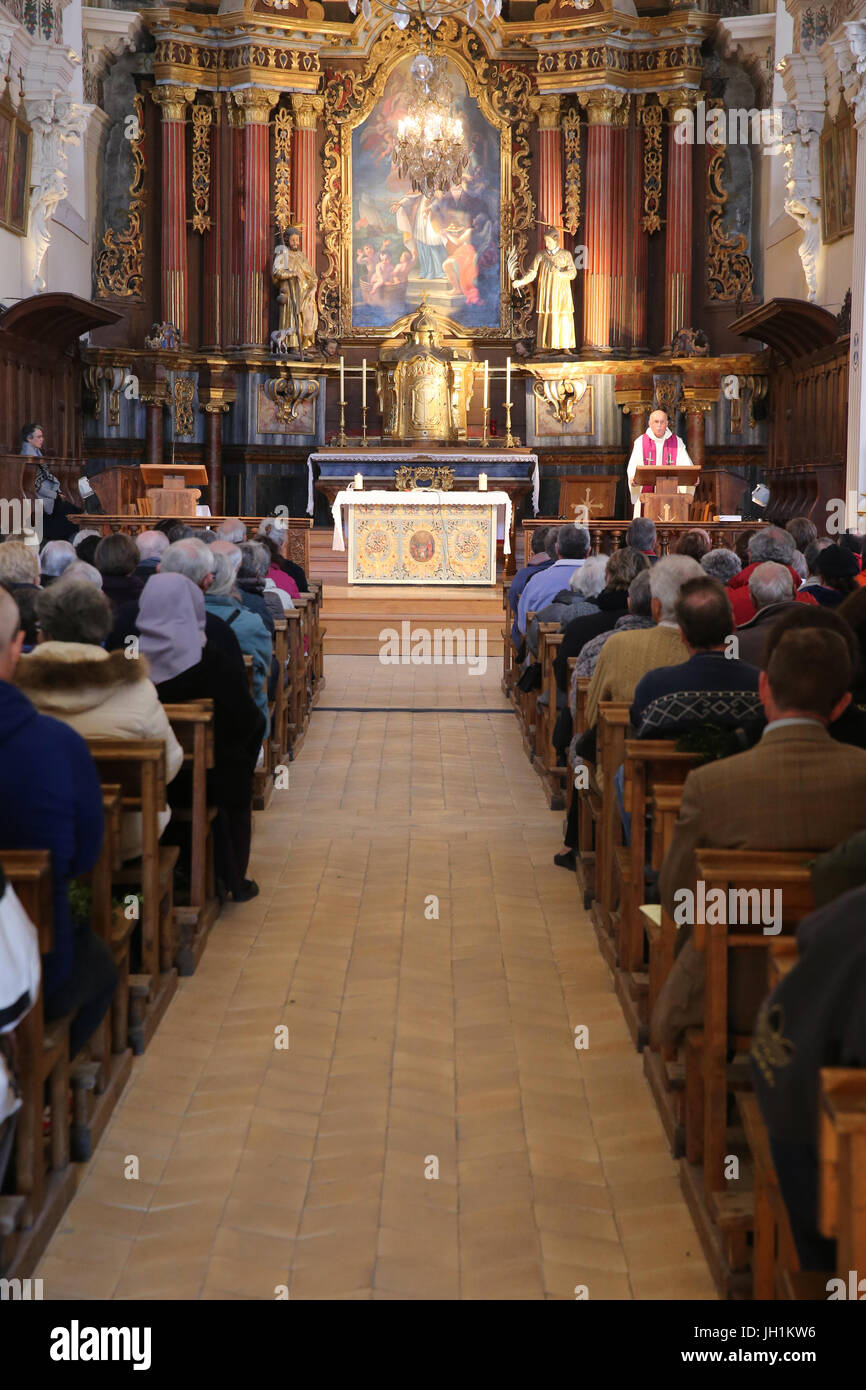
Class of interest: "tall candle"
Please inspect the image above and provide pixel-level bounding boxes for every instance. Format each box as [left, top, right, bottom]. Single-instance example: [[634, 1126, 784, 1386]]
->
[[340, 355, 345, 403], [354, 472, 363, 490], [478, 472, 488, 492], [483, 359, 489, 410], [506, 356, 511, 406], [362, 358, 367, 408]]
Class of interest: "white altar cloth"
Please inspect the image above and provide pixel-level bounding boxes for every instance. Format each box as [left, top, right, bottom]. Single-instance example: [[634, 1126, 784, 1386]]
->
[[330, 488, 513, 555], [308, 452, 539, 517]]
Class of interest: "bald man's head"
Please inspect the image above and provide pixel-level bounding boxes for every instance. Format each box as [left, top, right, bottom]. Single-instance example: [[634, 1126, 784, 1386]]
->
[[0, 587, 24, 681]]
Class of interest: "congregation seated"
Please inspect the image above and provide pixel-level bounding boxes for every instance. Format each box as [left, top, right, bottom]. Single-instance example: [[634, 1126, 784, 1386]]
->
[[526, 554, 607, 659], [94, 533, 144, 614], [240, 540, 291, 620], [14, 580, 182, 862], [518, 524, 589, 637], [800, 537, 834, 594], [625, 515, 659, 564], [555, 547, 651, 692], [761, 604, 866, 751], [735, 562, 800, 665], [727, 526, 808, 624], [583, 554, 703, 733], [211, 540, 274, 635], [204, 549, 271, 731], [750, 884, 866, 1271], [653, 626, 866, 1048], [39, 538, 76, 587], [258, 517, 308, 593], [808, 543, 860, 606], [785, 515, 818, 553], [508, 525, 554, 646], [0, 588, 115, 1058], [630, 577, 762, 740], [0, 538, 41, 638], [64, 559, 102, 588], [72, 528, 101, 555], [700, 546, 741, 583], [134, 528, 169, 581], [137, 572, 265, 902], [73, 533, 101, 567], [674, 528, 712, 562]]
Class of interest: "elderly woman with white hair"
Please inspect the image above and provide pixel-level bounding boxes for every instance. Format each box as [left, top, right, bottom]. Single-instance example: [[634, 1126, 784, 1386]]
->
[[39, 538, 76, 585], [525, 553, 608, 660], [204, 548, 272, 731]]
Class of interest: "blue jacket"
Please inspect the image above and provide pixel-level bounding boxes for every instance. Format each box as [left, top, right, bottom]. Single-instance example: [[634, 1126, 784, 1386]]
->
[[204, 593, 271, 734], [0, 681, 104, 996]]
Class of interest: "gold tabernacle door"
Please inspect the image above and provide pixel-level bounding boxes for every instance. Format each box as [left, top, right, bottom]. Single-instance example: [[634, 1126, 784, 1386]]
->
[[376, 301, 477, 444]]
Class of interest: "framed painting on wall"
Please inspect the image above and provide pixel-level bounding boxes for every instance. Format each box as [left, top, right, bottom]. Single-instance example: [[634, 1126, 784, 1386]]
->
[[821, 103, 856, 244]]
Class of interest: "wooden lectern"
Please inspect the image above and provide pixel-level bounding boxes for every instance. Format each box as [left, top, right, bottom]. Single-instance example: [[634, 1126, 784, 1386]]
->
[[139, 464, 209, 517], [633, 464, 701, 524]]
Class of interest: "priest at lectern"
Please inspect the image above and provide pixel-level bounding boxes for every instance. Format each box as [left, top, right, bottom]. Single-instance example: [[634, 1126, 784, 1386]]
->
[[626, 407, 696, 518]]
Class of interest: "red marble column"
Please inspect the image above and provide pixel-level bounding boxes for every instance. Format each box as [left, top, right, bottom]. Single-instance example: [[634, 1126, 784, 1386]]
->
[[609, 114, 629, 349], [664, 97, 695, 347], [581, 94, 624, 353], [292, 96, 324, 261], [152, 85, 195, 344], [233, 90, 279, 348], [685, 405, 707, 471], [202, 95, 222, 350], [533, 96, 562, 249]]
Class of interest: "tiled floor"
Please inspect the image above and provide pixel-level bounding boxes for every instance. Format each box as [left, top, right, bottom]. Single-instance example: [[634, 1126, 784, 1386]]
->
[[37, 656, 716, 1300]]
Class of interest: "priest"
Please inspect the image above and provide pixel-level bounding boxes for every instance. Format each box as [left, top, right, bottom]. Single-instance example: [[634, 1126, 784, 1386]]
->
[[626, 408, 696, 519]]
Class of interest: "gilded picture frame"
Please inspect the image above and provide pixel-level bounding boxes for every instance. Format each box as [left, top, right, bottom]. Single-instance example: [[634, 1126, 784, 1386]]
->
[[820, 103, 856, 245], [0, 85, 31, 237]]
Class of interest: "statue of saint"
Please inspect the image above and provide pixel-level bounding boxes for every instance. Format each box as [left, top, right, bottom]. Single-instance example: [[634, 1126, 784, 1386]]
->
[[272, 227, 318, 353], [508, 230, 577, 354]]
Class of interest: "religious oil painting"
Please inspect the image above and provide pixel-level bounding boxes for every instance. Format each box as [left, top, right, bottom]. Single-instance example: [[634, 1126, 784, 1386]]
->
[[820, 103, 856, 245], [8, 121, 30, 234], [0, 106, 11, 228], [350, 55, 502, 333]]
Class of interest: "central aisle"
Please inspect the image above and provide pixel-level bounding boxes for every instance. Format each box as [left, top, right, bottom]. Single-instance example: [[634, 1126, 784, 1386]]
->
[[38, 657, 715, 1300]]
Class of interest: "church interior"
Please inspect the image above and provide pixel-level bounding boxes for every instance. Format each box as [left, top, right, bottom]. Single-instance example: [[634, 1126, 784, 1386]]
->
[[1, 0, 866, 1327]]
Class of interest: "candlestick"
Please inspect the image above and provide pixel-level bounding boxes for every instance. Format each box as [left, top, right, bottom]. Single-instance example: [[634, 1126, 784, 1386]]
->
[[483, 359, 489, 410], [339, 354, 345, 404], [361, 357, 367, 408], [506, 355, 511, 407], [478, 472, 488, 491], [361, 404, 368, 448], [354, 472, 363, 490], [504, 399, 518, 450], [337, 398, 347, 448], [482, 405, 490, 449]]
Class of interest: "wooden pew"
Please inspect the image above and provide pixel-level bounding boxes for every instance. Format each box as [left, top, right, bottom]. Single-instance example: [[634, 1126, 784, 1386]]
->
[[533, 624, 566, 809], [271, 618, 289, 762], [738, 1092, 805, 1300], [163, 702, 220, 975], [589, 701, 631, 968], [500, 580, 515, 695], [284, 607, 305, 760], [85, 739, 179, 1055], [680, 848, 814, 1296], [69, 787, 134, 1163], [571, 674, 597, 910], [818, 1068, 866, 1288], [0, 850, 76, 1280], [615, 741, 701, 1046], [641, 783, 688, 1157], [306, 581, 326, 702]]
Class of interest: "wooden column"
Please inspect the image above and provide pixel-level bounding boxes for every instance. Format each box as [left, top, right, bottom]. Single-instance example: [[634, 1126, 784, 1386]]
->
[[202, 405, 225, 514], [610, 103, 631, 350], [580, 92, 626, 353], [291, 96, 324, 262], [151, 85, 196, 344], [140, 381, 168, 471], [685, 405, 707, 471], [532, 95, 562, 249], [662, 91, 697, 348]]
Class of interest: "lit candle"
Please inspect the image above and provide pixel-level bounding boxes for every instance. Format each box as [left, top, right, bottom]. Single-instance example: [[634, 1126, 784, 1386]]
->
[[354, 472, 363, 490], [362, 358, 367, 408], [506, 356, 511, 406], [340, 355, 345, 403], [478, 473, 488, 492], [483, 359, 489, 410]]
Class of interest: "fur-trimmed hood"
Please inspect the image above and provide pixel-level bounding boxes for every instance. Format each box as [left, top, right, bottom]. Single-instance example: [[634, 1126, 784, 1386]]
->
[[16, 641, 150, 715]]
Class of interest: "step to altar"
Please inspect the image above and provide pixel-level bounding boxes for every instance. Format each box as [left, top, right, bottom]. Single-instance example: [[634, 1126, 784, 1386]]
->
[[321, 583, 505, 656]]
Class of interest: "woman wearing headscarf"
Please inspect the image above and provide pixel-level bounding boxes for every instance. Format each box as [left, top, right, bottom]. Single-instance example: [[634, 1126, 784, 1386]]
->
[[138, 573, 265, 902], [203, 550, 272, 734]]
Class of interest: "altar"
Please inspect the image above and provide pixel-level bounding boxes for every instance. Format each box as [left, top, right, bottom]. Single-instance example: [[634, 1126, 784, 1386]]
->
[[331, 489, 511, 585]]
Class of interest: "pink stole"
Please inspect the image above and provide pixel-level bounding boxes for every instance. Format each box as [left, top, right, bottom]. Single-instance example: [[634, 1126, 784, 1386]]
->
[[640, 432, 678, 492]]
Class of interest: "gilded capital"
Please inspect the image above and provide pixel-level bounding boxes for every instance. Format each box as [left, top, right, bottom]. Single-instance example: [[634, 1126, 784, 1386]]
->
[[578, 91, 628, 126], [291, 94, 325, 131], [530, 94, 561, 131], [151, 85, 197, 122], [231, 89, 281, 125], [659, 88, 701, 113]]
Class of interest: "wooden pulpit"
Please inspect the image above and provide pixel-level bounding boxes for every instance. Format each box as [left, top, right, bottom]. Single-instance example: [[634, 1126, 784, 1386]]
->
[[140, 464, 209, 518], [633, 464, 701, 524]]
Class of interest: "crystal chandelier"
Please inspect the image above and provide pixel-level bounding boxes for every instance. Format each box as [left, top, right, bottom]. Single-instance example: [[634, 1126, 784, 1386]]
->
[[347, 0, 502, 32], [393, 52, 470, 195]]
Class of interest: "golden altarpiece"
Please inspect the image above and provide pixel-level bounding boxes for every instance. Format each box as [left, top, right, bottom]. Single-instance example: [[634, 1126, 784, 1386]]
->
[[77, 0, 771, 524]]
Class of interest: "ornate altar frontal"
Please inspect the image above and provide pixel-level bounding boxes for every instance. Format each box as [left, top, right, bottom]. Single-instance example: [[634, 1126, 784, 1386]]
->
[[350, 502, 496, 584]]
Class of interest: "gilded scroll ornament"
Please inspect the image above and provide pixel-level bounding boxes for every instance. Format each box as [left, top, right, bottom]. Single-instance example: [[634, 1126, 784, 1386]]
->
[[273, 106, 293, 241], [191, 103, 212, 234], [174, 377, 195, 437], [706, 125, 755, 302], [638, 102, 663, 234], [394, 465, 455, 491], [562, 107, 581, 235], [262, 374, 319, 426], [95, 92, 145, 299]]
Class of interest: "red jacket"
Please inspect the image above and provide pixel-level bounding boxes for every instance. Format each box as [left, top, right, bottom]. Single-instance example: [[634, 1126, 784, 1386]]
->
[[728, 562, 818, 625]]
